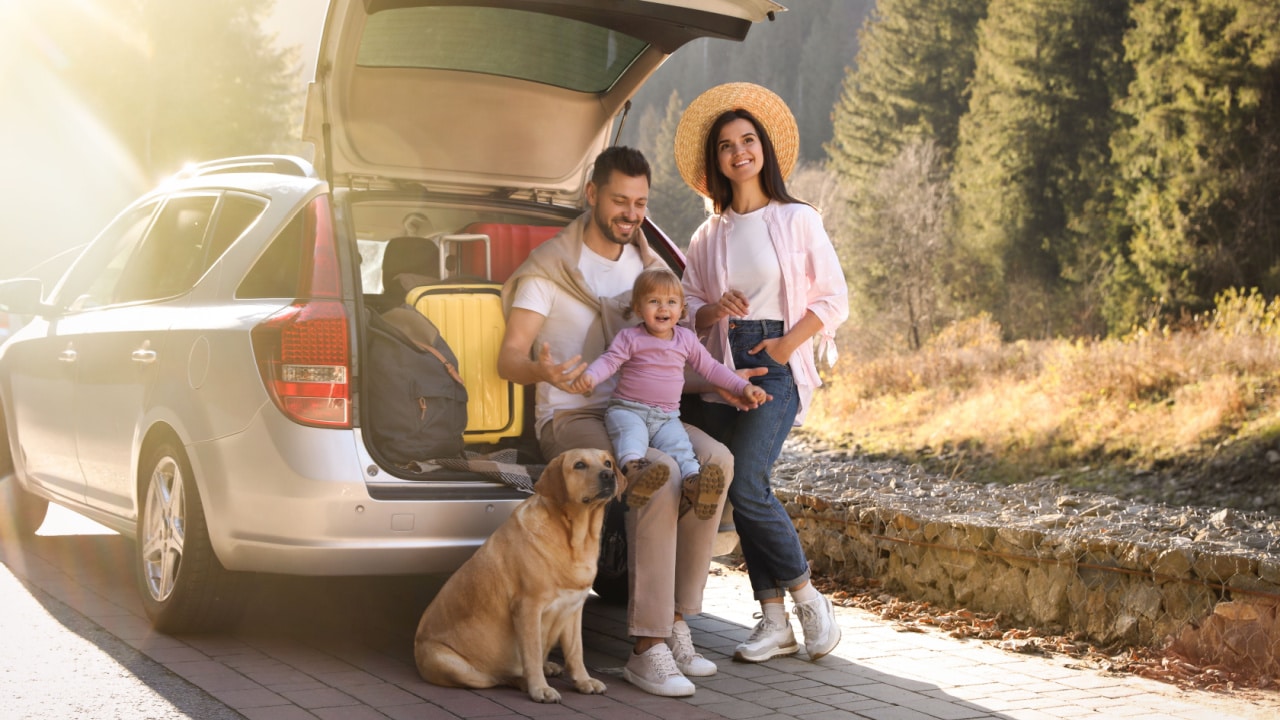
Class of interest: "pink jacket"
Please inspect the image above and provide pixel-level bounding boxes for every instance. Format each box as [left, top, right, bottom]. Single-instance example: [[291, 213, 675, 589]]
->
[[682, 201, 849, 424]]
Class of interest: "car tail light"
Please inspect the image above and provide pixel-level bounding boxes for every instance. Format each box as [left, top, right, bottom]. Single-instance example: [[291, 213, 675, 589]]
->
[[252, 196, 351, 428]]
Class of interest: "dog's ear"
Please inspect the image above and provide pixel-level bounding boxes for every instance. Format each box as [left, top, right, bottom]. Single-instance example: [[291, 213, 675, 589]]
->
[[535, 451, 571, 506]]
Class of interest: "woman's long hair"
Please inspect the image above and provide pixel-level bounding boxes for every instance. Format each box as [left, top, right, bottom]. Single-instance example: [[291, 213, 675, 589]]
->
[[702, 108, 802, 214]]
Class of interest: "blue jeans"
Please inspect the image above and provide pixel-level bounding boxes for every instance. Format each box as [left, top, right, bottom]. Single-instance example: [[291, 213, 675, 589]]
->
[[605, 398, 699, 478], [686, 319, 808, 600]]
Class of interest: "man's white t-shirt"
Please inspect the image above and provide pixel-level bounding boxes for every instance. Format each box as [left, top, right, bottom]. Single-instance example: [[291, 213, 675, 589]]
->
[[511, 243, 645, 436]]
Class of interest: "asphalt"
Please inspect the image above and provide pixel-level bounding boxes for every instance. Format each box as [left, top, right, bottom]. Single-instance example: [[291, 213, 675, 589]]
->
[[3, 505, 1279, 720]]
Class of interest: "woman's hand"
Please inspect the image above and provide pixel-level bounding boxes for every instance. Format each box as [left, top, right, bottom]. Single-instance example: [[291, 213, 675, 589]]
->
[[716, 289, 749, 320], [697, 289, 750, 332], [749, 336, 793, 365]]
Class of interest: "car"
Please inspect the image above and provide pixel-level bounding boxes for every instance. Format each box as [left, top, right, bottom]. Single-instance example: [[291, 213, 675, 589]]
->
[[0, 0, 777, 633]]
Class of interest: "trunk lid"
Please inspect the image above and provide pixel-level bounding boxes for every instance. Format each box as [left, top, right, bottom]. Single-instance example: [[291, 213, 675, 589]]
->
[[304, 0, 784, 205]]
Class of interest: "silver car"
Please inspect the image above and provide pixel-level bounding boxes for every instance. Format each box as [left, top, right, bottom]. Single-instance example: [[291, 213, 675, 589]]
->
[[0, 0, 778, 632]]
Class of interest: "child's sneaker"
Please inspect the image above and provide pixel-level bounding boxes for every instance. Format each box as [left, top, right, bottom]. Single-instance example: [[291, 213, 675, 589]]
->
[[680, 464, 726, 519], [623, 459, 669, 509]]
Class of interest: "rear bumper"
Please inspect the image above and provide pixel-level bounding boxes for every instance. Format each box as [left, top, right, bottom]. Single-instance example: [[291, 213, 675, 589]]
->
[[187, 409, 524, 575]]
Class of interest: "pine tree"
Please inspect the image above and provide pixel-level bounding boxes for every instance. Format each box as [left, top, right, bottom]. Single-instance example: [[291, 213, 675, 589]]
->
[[951, 0, 1132, 338], [826, 0, 987, 191], [1111, 0, 1280, 322]]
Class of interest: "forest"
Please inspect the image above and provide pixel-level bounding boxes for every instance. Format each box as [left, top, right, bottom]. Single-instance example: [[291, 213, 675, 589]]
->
[[11, 0, 1279, 350], [623, 0, 1280, 350]]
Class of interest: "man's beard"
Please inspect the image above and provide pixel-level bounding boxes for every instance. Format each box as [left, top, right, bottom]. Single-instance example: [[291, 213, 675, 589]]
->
[[593, 208, 638, 246]]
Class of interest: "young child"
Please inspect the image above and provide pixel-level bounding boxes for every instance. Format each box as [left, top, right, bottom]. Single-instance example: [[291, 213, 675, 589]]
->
[[569, 268, 768, 518]]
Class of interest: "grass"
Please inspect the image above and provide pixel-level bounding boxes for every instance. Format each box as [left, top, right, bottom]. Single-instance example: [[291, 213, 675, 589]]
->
[[805, 289, 1280, 488]]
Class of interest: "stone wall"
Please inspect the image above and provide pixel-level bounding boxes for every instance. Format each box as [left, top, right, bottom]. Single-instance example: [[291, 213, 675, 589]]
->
[[776, 488, 1280, 649]]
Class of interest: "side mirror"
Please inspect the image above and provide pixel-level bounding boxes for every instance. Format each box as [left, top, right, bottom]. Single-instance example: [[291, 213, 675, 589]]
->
[[0, 278, 47, 316]]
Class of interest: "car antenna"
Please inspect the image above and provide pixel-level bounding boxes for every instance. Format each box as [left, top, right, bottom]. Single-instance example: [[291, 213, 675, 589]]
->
[[611, 100, 632, 146]]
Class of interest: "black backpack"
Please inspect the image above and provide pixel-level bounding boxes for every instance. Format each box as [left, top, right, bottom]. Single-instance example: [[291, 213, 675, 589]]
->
[[365, 306, 468, 464]]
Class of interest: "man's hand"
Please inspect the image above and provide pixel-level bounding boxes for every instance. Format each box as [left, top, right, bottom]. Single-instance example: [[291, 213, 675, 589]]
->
[[714, 366, 769, 410], [536, 342, 587, 392]]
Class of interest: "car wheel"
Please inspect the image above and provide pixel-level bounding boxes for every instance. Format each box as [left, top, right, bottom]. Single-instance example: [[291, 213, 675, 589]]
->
[[0, 476, 49, 538], [134, 440, 245, 633], [0, 429, 48, 537]]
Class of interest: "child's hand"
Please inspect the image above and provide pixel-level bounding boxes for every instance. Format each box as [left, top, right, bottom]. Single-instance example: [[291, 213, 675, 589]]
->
[[742, 384, 769, 406], [567, 374, 597, 396]]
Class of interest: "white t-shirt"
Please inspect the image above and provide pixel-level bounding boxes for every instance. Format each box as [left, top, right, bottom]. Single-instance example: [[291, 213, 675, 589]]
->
[[726, 207, 785, 321], [511, 243, 645, 434]]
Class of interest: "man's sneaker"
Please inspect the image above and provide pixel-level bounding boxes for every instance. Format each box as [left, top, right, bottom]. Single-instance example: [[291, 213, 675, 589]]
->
[[623, 644, 696, 697], [733, 612, 799, 662], [623, 459, 670, 510], [794, 594, 841, 660], [680, 464, 726, 519], [668, 620, 717, 677]]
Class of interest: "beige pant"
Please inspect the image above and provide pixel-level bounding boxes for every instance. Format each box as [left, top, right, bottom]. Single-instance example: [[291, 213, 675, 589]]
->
[[541, 407, 732, 639]]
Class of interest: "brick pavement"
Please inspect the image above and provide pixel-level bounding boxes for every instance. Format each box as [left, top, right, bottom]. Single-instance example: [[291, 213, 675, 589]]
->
[[4, 507, 1280, 719]]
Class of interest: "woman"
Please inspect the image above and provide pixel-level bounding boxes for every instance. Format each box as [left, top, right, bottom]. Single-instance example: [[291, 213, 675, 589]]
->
[[675, 83, 850, 662]]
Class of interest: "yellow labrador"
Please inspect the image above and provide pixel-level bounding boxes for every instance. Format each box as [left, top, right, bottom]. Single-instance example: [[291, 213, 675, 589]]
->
[[414, 449, 622, 702]]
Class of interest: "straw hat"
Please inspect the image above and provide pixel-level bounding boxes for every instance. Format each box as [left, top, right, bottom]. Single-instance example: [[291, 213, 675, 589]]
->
[[673, 82, 799, 198]]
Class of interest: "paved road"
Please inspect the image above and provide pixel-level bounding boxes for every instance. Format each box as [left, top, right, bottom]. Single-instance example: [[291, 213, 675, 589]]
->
[[3, 503, 1280, 719]]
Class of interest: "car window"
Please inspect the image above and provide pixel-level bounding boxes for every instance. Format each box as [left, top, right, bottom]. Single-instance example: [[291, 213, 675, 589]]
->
[[356, 6, 648, 93], [56, 202, 159, 312], [239, 208, 305, 299], [206, 192, 268, 268], [114, 194, 219, 304]]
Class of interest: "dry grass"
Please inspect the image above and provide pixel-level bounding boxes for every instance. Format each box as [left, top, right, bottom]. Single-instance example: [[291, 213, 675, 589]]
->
[[807, 290, 1280, 483]]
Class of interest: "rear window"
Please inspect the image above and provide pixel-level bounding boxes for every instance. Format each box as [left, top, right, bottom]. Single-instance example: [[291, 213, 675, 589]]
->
[[356, 6, 648, 93], [239, 212, 305, 299]]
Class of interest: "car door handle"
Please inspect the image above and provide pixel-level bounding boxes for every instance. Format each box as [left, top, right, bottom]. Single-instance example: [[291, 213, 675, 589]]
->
[[59, 348, 77, 363], [132, 348, 158, 364]]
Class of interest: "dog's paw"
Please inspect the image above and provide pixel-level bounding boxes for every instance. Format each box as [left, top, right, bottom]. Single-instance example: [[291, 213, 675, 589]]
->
[[575, 677, 607, 695], [529, 686, 562, 703], [543, 660, 564, 677]]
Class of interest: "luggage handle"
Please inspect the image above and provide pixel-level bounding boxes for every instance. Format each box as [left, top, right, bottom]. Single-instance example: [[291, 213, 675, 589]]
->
[[436, 233, 491, 281]]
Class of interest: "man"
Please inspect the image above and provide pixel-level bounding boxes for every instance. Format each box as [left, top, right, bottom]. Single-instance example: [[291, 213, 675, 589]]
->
[[499, 146, 746, 697]]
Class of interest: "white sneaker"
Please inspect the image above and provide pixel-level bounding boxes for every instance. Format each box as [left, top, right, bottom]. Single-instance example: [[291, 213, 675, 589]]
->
[[794, 594, 841, 660], [733, 612, 799, 662], [623, 644, 696, 697], [668, 620, 717, 677]]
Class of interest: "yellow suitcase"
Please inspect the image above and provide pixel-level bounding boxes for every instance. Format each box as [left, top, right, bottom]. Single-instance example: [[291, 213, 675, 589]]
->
[[405, 282, 523, 444]]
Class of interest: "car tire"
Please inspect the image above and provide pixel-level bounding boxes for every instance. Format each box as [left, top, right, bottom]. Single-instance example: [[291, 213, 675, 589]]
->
[[1, 478, 49, 538], [0, 425, 48, 538], [134, 440, 245, 633]]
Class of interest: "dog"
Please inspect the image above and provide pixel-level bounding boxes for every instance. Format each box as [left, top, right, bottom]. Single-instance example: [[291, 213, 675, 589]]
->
[[414, 448, 623, 702]]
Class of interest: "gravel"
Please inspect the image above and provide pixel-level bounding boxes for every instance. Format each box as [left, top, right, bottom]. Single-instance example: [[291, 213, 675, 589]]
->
[[771, 432, 1280, 556]]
